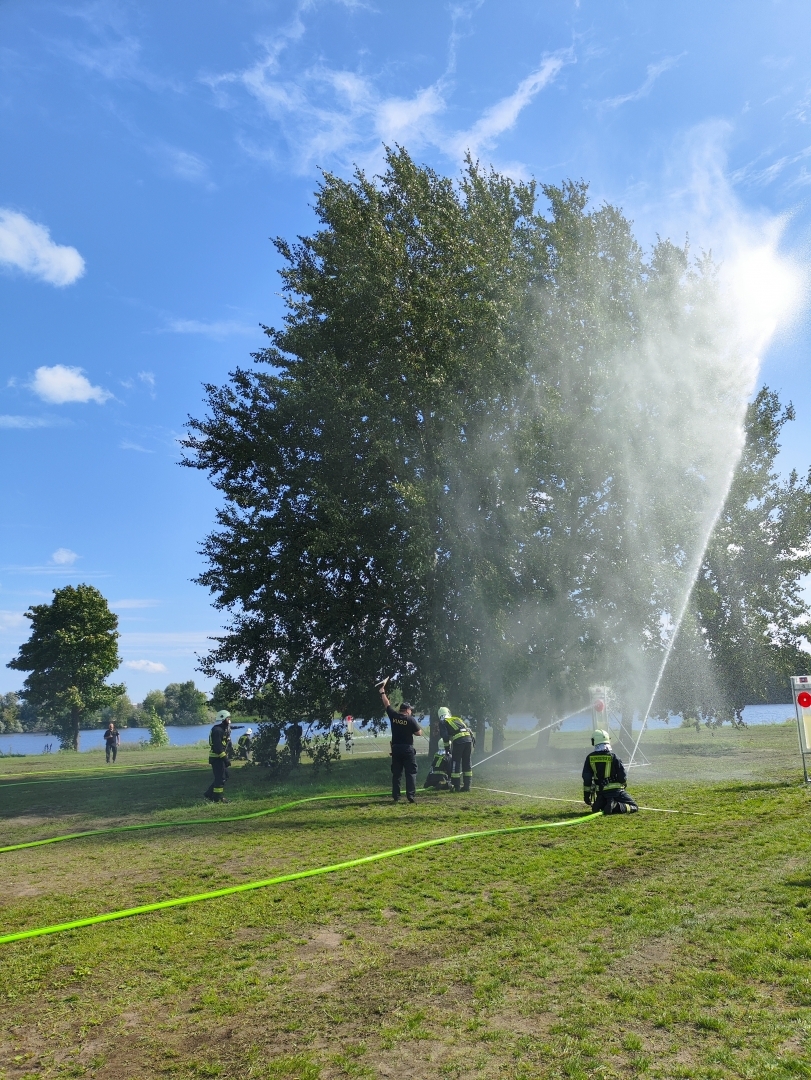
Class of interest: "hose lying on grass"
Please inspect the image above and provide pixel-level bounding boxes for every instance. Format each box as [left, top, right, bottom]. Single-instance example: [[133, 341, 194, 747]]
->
[[0, 791, 395, 853], [0, 811, 601, 945]]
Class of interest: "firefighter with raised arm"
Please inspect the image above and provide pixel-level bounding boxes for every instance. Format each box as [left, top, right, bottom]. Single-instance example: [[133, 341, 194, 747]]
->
[[582, 729, 638, 814], [204, 710, 233, 802], [377, 679, 423, 803], [437, 706, 475, 792]]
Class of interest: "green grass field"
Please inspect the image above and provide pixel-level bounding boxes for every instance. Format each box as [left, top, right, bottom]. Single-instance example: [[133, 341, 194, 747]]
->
[[1, 723, 810, 1080]]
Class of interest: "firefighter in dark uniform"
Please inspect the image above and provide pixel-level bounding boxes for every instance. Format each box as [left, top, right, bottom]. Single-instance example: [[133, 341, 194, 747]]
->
[[437, 706, 475, 791], [236, 728, 253, 760], [582, 729, 638, 814], [204, 710, 233, 802], [378, 685, 423, 803]]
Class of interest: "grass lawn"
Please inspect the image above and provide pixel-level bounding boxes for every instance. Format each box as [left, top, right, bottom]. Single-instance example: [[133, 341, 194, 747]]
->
[[1, 723, 810, 1080]]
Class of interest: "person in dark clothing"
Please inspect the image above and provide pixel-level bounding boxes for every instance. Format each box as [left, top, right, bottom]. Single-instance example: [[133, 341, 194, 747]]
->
[[437, 706, 475, 792], [204, 711, 233, 802], [378, 684, 423, 803], [424, 748, 453, 789], [103, 722, 120, 763], [286, 722, 303, 767], [582, 729, 638, 814], [236, 728, 253, 760]]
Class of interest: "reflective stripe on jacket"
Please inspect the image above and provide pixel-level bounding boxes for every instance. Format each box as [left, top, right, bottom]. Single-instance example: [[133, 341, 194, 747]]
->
[[440, 716, 473, 743], [582, 749, 628, 794]]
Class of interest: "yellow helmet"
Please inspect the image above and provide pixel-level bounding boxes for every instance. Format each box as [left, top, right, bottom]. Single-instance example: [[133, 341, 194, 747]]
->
[[591, 729, 610, 746], [437, 707, 451, 720]]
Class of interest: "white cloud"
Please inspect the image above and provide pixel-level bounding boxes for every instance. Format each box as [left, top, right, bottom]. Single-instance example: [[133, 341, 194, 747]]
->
[[0, 415, 55, 429], [165, 318, 257, 339], [601, 55, 683, 111], [138, 371, 155, 389], [158, 145, 215, 188], [120, 440, 154, 453], [0, 610, 27, 633], [448, 52, 572, 159], [124, 659, 168, 673], [374, 84, 446, 145], [31, 365, 112, 405], [0, 209, 85, 287], [50, 548, 79, 566]]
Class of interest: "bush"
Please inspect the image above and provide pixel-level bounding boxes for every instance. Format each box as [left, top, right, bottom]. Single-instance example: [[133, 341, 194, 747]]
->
[[251, 722, 290, 776], [303, 725, 343, 776], [146, 708, 170, 747]]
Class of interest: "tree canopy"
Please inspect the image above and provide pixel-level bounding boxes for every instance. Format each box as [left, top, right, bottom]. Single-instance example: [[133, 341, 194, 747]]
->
[[7, 584, 125, 750], [184, 148, 811, 731]]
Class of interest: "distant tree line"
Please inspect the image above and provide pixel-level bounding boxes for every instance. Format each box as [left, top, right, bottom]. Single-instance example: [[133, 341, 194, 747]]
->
[[0, 680, 214, 734]]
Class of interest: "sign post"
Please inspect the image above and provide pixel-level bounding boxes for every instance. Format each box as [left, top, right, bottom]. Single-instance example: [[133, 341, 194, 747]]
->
[[791, 676, 811, 783]]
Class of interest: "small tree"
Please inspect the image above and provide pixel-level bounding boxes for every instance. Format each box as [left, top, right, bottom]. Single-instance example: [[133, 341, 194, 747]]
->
[[7, 584, 125, 751], [146, 707, 170, 747]]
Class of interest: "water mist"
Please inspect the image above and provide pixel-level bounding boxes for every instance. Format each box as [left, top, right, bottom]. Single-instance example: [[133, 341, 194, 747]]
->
[[456, 154, 803, 770]]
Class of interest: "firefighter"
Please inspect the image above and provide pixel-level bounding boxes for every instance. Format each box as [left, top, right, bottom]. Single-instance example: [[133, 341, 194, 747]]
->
[[582, 729, 638, 814], [236, 728, 253, 761], [423, 747, 453, 789], [437, 707, 475, 792], [204, 710, 233, 802], [378, 685, 423, 803]]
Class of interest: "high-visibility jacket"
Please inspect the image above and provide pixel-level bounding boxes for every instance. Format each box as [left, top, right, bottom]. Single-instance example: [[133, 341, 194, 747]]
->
[[440, 715, 474, 747], [582, 748, 628, 802], [209, 722, 231, 762]]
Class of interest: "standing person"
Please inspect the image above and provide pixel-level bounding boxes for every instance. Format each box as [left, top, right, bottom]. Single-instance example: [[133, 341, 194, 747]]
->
[[103, 722, 120, 764], [204, 710, 233, 802], [582, 729, 638, 814], [378, 684, 423, 803], [286, 721, 303, 767], [437, 707, 475, 792]]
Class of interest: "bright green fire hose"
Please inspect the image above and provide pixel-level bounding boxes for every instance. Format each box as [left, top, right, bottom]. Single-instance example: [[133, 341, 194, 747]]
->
[[0, 812, 601, 945], [0, 791, 395, 853]]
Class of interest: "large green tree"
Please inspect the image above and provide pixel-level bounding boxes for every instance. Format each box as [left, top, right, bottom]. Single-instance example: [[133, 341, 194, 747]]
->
[[184, 148, 789, 732], [658, 389, 811, 721], [7, 584, 125, 750]]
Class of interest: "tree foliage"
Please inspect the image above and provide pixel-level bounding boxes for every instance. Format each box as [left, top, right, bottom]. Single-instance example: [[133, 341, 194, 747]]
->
[[184, 148, 811, 730], [7, 585, 124, 750], [660, 389, 811, 721]]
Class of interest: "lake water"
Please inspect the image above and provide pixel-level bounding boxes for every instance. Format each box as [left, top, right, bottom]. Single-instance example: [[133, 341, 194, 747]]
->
[[0, 704, 798, 756], [0, 724, 213, 757]]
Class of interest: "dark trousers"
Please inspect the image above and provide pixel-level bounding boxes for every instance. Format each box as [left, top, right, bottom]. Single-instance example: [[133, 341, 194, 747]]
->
[[451, 739, 473, 791], [105, 742, 118, 763], [204, 757, 228, 802], [593, 788, 638, 814], [391, 744, 417, 800]]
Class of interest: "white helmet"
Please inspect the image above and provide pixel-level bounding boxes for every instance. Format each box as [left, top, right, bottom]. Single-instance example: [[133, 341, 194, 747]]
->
[[437, 707, 451, 720], [216, 710, 231, 723], [245, 728, 253, 735]]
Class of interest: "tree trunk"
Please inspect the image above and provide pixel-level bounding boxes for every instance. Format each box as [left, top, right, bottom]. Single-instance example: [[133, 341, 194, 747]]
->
[[475, 715, 486, 753], [491, 718, 505, 754], [71, 706, 81, 752], [534, 718, 550, 757], [428, 712, 440, 756]]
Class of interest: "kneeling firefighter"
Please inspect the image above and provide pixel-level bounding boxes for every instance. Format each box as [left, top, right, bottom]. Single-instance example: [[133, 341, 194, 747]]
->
[[437, 707, 475, 792], [236, 728, 253, 761], [424, 747, 453, 789], [204, 710, 233, 802], [582, 729, 638, 814]]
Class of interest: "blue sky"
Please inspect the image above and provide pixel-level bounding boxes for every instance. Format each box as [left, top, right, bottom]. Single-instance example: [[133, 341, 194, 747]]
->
[[1, 0, 810, 702]]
